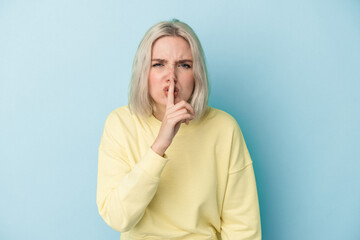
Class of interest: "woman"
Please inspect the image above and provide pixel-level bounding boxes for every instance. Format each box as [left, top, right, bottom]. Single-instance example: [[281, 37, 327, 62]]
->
[[97, 19, 262, 240]]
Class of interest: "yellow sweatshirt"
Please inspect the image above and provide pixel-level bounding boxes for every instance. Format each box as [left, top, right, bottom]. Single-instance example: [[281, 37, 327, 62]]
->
[[97, 105, 261, 240]]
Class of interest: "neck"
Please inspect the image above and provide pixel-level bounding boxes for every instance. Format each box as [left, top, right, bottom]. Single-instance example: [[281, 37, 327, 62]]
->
[[153, 105, 165, 121]]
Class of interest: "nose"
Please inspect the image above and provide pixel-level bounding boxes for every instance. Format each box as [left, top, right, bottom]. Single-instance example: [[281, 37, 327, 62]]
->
[[167, 65, 177, 83]]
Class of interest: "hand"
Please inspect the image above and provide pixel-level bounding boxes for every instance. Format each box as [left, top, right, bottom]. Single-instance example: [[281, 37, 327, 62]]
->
[[151, 80, 195, 156]]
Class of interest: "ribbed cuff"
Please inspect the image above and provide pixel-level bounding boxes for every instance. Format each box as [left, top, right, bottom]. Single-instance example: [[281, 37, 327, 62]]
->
[[137, 147, 170, 179]]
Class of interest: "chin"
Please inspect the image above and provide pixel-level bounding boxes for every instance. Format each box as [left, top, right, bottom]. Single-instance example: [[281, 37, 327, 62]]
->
[[174, 97, 185, 104]]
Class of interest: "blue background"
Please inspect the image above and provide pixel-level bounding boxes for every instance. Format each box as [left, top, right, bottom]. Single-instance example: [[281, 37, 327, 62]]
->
[[1, 0, 359, 239]]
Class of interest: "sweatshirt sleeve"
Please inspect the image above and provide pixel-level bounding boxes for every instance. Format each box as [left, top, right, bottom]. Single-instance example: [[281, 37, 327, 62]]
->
[[96, 111, 169, 232], [220, 123, 262, 240]]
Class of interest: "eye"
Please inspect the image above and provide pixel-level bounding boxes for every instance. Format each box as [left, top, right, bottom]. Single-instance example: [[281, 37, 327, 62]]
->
[[179, 63, 192, 69], [152, 63, 163, 67]]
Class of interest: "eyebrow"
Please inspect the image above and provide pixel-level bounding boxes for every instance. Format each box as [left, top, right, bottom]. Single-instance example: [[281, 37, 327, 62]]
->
[[151, 58, 193, 63]]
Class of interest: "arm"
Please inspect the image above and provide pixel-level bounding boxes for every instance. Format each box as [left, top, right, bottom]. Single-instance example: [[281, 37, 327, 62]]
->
[[96, 112, 169, 232], [220, 124, 262, 240], [220, 164, 262, 240]]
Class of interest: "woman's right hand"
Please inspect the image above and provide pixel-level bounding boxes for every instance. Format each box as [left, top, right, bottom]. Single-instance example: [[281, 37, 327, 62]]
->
[[151, 80, 195, 156]]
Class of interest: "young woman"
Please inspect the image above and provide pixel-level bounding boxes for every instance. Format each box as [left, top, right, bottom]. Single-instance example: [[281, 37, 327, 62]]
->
[[97, 19, 262, 240]]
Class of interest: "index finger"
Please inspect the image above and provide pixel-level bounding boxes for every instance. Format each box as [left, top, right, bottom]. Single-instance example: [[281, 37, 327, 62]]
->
[[167, 79, 175, 107]]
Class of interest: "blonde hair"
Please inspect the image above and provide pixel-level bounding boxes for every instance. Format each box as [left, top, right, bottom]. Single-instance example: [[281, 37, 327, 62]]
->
[[128, 19, 209, 122]]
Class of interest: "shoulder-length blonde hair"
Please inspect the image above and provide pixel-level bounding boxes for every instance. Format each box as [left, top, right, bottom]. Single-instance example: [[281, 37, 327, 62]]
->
[[128, 19, 209, 122]]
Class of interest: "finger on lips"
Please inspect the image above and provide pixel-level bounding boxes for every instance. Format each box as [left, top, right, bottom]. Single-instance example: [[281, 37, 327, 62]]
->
[[167, 80, 175, 107], [165, 80, 195, 124]]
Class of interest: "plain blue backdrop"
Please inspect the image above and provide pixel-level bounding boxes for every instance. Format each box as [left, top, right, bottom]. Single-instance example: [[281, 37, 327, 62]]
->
[[1, 0, 359, 239]]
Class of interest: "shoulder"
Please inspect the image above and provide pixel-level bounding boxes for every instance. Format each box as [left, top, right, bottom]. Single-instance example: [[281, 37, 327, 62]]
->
[[108, 105, 131, 117], [201, 106, 245, 143], [104, 105, 135, 128], [101, 105, 142, 144], [204, 106, 240, 130], [106, 105, 134, 120]]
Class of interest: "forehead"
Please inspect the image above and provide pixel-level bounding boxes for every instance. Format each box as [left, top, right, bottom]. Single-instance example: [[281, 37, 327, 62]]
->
[[151, 36, 192, 59]]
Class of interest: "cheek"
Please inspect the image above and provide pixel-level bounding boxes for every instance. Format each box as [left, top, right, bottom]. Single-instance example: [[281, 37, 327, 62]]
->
[[148, 73, 161, 91], [184, 73, 195, 91]]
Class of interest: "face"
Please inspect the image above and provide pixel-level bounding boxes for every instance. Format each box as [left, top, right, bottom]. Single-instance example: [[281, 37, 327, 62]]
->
[[148, 36, 194, 112]]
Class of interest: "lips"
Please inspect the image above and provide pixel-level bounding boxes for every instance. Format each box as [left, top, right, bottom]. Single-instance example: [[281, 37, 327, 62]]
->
[[164, 86, 179, 93], [164, 86, 179, 97]]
